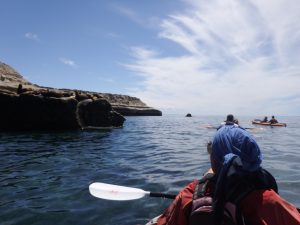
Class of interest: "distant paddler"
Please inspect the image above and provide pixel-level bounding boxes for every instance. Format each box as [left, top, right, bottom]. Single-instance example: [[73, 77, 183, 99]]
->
[[203, 114, 263, 131]]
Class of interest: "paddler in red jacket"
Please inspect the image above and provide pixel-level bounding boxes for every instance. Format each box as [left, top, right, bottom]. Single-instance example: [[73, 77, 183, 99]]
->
[[154, 125, 300, 225]]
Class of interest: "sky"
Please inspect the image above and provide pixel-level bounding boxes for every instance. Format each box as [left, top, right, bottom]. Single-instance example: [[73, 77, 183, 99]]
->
[[1, 0, 300, 116]]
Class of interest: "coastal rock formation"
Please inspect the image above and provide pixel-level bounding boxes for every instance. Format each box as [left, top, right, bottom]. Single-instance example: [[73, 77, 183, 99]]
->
[[103, 93, 162, 116], [0, 90, 125, 131], [0, 62, 162, 117], [77, 99, 125, 127], [0, 91, 79, 131], [0, 62, 32, 93], [0, 62, 134, 131]]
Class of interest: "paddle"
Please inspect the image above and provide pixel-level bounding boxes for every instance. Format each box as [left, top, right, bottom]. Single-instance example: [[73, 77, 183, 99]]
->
[[89, 182, 176, 201], [90, 182, 300, 213]]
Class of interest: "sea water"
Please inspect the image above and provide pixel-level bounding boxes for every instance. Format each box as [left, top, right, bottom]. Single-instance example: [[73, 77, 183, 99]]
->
[[1, 115, 300, 225]]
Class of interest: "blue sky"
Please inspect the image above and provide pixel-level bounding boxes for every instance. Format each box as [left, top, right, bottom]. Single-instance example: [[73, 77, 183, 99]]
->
[[1, 0, 300, 116]]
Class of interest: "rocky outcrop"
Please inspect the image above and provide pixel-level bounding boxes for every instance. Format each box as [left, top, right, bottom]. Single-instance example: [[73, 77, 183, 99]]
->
[[101, 93, 162, 116], [0, 91, 79, 131], [112, 105, 162, 116], [0, 62, 162, 116], [0, 90, 125, 131], [0, 62, 127, 131], [69, 92, 162, 116], [77, 99, 125, 127], [0, 62, 35, 93]]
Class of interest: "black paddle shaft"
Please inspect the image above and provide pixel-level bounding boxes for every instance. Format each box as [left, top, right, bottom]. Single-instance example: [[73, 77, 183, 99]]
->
[[149, 192, 176, 199]]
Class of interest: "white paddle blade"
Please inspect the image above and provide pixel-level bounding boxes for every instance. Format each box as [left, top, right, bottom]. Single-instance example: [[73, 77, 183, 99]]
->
[[89, 182, 150, 201]]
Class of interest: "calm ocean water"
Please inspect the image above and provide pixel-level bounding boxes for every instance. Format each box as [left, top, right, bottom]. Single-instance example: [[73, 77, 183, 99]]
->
[[1, 115, 300, 225]]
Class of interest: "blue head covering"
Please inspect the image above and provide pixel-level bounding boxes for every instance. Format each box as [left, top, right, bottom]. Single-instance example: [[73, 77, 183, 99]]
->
[[211, 125, 263, 225], [211, 125, 262, 173]]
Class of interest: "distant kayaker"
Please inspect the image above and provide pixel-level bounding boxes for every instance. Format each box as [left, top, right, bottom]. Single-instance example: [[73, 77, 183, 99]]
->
[[219, 114, 239, 129], [269, 115, 279, 124], [153, 125, 300, 225], [262, 116, 268, 122], [224, 114, 234, 124]]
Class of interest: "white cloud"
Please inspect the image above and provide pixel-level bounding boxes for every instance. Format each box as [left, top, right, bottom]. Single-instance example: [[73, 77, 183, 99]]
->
[[111, 3, 159, 29], [24, 32, 40, 41], [59, 58, 77, 67], [124, 0, 300, 116], [112, 3, 144, 25]]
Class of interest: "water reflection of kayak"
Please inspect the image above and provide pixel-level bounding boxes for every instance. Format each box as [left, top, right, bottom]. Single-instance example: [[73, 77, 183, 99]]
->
[[251, 120, 287, 127]]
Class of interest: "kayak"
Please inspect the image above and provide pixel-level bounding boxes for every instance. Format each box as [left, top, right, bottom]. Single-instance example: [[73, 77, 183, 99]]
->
[[146, 208, 300, 224], [252, 120, 287, 127]]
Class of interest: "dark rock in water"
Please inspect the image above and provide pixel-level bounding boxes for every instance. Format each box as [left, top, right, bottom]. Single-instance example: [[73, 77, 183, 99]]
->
[[77, 99, 125, 127], [186, 113, 192, 117], [0, 91, 79, 131], [0, 90, 126, 131], [0, 62, 127, 131]]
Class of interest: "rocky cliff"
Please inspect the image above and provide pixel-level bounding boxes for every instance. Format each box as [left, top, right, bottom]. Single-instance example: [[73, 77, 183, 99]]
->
[[0, 62, 162, 116]]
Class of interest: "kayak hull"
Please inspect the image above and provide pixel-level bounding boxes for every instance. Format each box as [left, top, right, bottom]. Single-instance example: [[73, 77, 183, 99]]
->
[[252, 121, 287, 127]]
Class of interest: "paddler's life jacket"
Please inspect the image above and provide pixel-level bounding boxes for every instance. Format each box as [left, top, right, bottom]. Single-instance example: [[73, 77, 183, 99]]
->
[[189, 173, 241, 225], [189, 169, 278, 225]]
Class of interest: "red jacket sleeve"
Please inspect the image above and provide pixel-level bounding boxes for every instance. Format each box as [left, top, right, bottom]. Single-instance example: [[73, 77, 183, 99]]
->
[[240, 189, 300, 225], [156, 180, 198, 225]]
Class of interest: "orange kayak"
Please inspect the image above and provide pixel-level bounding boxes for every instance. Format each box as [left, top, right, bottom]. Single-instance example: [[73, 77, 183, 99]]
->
[[252, 120, 287, 127]]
